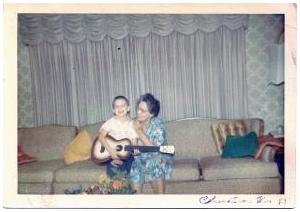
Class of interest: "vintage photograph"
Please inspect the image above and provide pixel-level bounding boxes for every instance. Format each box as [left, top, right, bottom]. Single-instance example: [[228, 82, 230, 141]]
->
[[3, 3, 297, 208]]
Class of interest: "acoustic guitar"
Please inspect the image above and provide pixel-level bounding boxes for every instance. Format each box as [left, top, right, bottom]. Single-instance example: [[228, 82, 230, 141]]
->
[[91, 134, 175, 164]]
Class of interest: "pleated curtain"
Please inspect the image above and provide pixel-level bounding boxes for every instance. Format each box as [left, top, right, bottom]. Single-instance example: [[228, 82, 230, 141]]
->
[[20, 14, 249, 126]]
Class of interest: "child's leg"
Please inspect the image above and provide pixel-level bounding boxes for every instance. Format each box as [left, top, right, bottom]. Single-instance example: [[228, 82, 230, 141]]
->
[[106, 156, 134, 178], [106, 162, 119, 178], [124, 155, 134, 174]]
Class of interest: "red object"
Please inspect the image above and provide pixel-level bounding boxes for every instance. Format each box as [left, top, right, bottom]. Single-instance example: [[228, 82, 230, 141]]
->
[[258, 135, 284, 144], [254, 135, 284, 160], [18, 145, 37, 165]]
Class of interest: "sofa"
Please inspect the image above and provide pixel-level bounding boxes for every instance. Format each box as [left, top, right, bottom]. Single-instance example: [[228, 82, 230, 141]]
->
[[18, 118, 281, 194]]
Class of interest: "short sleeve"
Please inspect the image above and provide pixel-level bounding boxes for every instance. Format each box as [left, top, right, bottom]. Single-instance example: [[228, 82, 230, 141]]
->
[[152, 127, 165, 146], [99, 118, 114, 133], [148, 117, 166, 146], [99, 118, 138, 140]]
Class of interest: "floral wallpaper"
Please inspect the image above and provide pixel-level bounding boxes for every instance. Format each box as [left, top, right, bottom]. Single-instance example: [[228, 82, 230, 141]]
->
[[18, 15, 285, 133], [18, 36, 34, 127], [245, 15, 284, 133]]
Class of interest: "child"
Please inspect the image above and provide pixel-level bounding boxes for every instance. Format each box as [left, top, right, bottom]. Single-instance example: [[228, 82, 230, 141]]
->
[[98, 95, 139, 178]]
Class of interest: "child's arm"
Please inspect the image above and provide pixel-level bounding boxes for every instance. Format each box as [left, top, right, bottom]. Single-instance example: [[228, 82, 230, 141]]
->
[[98, 129, 120, 160]]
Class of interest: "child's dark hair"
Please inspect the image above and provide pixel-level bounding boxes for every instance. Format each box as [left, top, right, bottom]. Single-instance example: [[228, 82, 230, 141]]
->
[[137, 93, 160, 117], [112, 95, 129, 108]]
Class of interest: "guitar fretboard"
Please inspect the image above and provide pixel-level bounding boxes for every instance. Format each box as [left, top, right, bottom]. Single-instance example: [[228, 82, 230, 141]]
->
[[124, 145, 160, 153]]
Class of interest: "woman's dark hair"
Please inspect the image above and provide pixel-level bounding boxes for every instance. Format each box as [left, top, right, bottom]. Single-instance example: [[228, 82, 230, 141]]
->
[[112, 95, 129, 108], [137, 93, 160, 117]]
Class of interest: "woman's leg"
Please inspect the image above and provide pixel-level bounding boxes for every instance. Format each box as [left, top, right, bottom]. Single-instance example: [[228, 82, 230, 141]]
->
[[131, 183, 143, 194], [150, 179, 165, 194]]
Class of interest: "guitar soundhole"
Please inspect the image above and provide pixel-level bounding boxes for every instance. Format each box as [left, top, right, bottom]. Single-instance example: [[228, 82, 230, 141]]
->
[[116, 145, 122, 151], [100, 146, 105, 153]]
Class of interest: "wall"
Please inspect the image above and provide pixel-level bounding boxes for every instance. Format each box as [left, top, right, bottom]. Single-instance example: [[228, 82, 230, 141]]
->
[[17, 14, 285, 133], [245, 15, 284, 133], [18, 36, 34, 127]]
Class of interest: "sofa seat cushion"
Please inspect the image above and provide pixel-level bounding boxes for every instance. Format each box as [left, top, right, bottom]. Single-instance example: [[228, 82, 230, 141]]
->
[[55, 160, 106, 183], [18, 183, 53, 194], [200, 156, 279, 181], [18, 159, 65, 183], [168, 159, 201, 182]]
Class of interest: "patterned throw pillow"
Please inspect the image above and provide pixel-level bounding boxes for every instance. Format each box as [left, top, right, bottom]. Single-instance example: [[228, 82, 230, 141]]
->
[[64, 130, 92, 165], [18, 145, 37, 165], [211, 121, 247, 155]]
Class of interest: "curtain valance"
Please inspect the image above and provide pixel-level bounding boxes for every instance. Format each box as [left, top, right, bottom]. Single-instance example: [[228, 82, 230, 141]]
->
[[19, 14, 248, 45]]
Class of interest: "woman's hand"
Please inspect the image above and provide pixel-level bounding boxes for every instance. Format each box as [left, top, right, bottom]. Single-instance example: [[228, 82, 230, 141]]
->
[[134, 120, 153, 146], [134, 120, 143, 133], [131, 138, 141, 156], [134, 120, 147, 139], [132, 149, 141, 156]]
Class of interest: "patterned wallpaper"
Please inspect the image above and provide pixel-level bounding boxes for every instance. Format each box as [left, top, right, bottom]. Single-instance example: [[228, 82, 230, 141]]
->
[[246, 15, 284, 133], [18, 37, 34, 127], [18, 15, 284, 133]]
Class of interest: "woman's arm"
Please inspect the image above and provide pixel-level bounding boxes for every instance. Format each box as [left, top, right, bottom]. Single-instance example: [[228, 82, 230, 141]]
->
[[134, 119, 166, 147], [134, 121, 153, 146]]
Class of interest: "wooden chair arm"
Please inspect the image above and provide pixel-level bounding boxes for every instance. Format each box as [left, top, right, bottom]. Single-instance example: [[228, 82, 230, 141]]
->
[[254, 136, 284, 160]]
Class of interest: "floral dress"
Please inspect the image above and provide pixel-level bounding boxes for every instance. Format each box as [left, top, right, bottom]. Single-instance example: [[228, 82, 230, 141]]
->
[[130, 117, 173, 184]]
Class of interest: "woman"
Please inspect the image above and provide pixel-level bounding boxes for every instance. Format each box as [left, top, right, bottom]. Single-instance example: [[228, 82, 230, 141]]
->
[[130, 93, 173, 194]]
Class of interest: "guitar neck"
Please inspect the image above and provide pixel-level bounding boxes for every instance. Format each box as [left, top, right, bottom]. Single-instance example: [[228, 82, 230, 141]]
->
[[125, 145, 160, 153]]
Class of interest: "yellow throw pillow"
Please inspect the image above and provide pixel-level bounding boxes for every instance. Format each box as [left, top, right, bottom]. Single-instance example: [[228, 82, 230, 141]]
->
[[64, 130, 92, 165]]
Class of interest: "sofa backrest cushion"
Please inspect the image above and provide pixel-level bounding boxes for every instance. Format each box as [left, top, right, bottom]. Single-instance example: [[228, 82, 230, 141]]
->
[[79, 121, 105, 140], [211, 120, 247, 155], [18, 125, 77, 161], [165, 118, 264, 160]]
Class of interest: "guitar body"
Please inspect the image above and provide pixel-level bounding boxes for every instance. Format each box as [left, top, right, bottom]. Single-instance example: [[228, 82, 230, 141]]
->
[[91, 135, 132, 164], [91, 134, 175, 165]]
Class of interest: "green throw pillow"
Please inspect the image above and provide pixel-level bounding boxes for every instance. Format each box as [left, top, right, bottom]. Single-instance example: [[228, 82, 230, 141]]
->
[[221, 132, 259, 158]]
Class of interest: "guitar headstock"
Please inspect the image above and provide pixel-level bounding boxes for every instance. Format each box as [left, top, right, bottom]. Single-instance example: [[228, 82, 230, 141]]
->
[[159, 145, 175, 155]]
